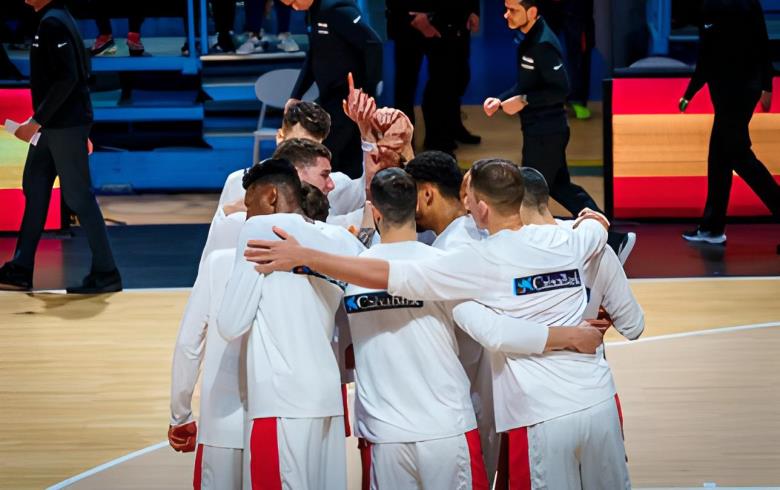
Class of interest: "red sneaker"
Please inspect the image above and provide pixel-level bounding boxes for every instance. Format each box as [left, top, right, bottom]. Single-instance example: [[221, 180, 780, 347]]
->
[[90, 34, 116, 56], [127, 32, 145, 57]]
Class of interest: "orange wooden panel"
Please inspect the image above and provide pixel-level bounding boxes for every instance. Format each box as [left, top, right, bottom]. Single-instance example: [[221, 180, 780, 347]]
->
[[613, 114, 780, 177]]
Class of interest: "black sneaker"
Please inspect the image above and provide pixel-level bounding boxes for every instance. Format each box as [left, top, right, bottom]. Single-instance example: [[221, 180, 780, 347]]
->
[[455, 127, 482, 145], [67, 269, 123, 294], [682, 228, 726, 245], [0, 262, 33, 291]]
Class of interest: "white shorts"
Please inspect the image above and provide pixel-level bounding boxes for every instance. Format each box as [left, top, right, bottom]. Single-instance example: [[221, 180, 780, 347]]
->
[[496, 396, 630, 490], [360, 429, 488, 490], [248, 416, 347, 490], [193, 444, 242, 490]]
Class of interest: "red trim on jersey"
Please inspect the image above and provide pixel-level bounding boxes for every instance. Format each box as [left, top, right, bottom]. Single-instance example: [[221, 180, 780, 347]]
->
[[341, 383, 351, 437], [615, 394, 625, 437], [193, 443, 204, 490], [250, 418, 282, 490], [508, 427, 532, 490], [358, 438, 372, 490], [466, 429, 490, 489]]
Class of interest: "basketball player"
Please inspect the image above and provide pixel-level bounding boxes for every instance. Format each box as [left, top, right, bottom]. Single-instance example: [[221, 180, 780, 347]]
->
[[345, 168, 487, 489], [202, 139, 355, 264], [169, 246, 245, 490], [216, 159, 364, 489], [217, 100, 332, 209], [519, 166, 644, 339], [245, 159, 630, 488], [168, 172, 342, 489]]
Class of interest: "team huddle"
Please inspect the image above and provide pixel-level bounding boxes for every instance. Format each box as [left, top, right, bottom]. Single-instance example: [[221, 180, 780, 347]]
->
[[168, 88, 644, 490]]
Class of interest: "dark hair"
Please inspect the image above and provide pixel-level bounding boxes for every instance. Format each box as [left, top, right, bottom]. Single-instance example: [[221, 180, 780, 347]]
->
[[519, 0, 539, 8], [301, 182, 330, 222], [469, 158, 524, 214], [273, 138, 332, 169], [404, 151, 463, 201], [520, 167, 549, 211], [370, 168, 417, 227], [282, 101, 331, 140], [242, 158, 303, 204]]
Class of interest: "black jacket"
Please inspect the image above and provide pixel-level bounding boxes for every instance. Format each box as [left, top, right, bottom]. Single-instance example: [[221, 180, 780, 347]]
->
[[684, 0, 774, 101], [500, 17, 569, 134], [386, 0, 479, 40], [291, 0, 383, 103], [30, 1, 93, 128]]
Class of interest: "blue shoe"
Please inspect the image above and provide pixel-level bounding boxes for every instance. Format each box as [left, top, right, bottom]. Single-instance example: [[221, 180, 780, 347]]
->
[[682, 228, 726, 245]]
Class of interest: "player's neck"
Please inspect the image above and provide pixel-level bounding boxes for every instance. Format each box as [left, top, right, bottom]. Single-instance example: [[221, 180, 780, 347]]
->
[[431, 202, 468, 235], [486, 214, 524, 235], [521, 207, 556, 226], [379, 224, 417, 243]]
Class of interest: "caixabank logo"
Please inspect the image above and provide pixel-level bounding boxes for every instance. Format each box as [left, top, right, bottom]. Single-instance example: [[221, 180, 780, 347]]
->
[[514, 269, 582, 296], [343, 292, 424, 314]]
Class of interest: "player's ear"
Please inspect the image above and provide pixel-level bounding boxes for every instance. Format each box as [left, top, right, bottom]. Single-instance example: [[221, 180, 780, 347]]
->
[[370, 203, 382, 224]]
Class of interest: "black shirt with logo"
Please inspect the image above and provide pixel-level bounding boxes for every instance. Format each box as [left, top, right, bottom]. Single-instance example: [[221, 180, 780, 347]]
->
[[30, 1, 92, 128], [500, 17, 569, 135], [291, 0, 383, 104]]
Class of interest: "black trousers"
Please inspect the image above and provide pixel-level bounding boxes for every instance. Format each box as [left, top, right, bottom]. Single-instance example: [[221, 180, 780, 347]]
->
[[701, 87, 780, 234], [393, 32, 425, 129], [521, 128, 601, 215], [12, 125, 116, 273], [421, 33, 466, 150], [321, 97, 363, 179]]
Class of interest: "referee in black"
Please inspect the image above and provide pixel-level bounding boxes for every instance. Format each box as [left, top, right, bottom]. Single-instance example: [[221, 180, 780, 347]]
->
[[679, 0, 779, 245], [0, 0, 121, 293], [483, 0, 634, 260]]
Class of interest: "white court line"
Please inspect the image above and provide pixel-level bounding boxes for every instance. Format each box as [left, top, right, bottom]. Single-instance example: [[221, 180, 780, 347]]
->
[[629, 276, 780, 283], [606, 321, 780, 347], [45, 321, 780, 488], [46, 441, 168, 490]]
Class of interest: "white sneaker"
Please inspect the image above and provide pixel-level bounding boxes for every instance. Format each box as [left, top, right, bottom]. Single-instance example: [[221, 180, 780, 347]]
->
[[616, 232, 636, 265], [277, 33, 299, 52], [236, 36, 264, 54], [682, 228, 727, 244]]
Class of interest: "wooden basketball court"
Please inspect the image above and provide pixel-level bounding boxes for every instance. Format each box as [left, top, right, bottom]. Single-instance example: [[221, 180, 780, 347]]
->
[[1, 278, 779, 489]]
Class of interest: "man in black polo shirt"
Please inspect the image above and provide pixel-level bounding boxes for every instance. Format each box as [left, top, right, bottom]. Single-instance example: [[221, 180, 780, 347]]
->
[[284, 0, 383, 179], [484, 0, 599, 216], [0, 0, 121, 293]]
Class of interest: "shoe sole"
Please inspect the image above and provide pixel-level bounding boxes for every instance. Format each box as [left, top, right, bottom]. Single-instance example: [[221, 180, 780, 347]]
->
[[92, 45, 117, 56], [681, 234, 727, 245]]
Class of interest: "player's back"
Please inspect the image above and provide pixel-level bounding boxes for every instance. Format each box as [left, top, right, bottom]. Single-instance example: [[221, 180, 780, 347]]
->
[[237, 213, 362, 419], [388, 219, 613, 430], [346, 241, 476, 443]]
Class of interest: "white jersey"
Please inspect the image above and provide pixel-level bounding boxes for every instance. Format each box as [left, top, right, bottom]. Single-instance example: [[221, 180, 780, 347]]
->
[[556, 219, 644, 340], [217, 213, 364, 419], [216, 168, 363, 220], [346, 241, 476, 443], [171, 249, 245, 449], [387, 220, 613, 431], [328, 171, 365, 216], [199, 207, 246, 267], [431, 214, 487, 250]]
